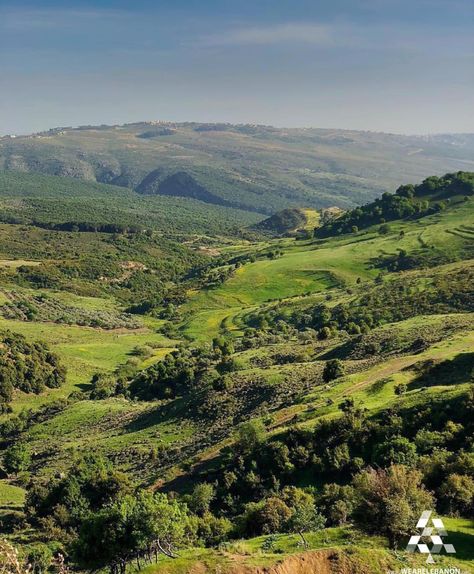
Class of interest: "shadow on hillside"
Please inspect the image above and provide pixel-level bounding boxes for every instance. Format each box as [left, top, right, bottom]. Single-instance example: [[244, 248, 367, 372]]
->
[[446, 527, 474, 561], [317, 340, 353, 360], [124, 397, 192, 433], [407, 352, 474, 391]]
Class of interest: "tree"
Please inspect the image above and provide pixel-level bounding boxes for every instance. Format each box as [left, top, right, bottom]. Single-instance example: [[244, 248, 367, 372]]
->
[[3, 443, 31, 474], [322, 359, 345, 383], [394, 383, 407, 396], [189, 483, 215, 517], [286, 497, 325, 548], [438, 473, 474, 517], [196, 512, 231, 546], [212, 336, 234, 356], [318, 483, 356, 526], [90, 373, 117, 399], [236, 420, 265, 455], [327, 443, 351, 471], [74, 491, 191, 573], [352, 465, 434, 548], [318, 327, 332, 340], [373, 437, 418, 467], [243, 496, 291, 536]]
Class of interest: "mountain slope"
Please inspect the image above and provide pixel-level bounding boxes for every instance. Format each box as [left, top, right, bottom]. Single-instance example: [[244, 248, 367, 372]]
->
[[140, 170, 231, 207], [0, 170, 261, 234], [0, 172, 473, 573], [2, 123, 474, 213]]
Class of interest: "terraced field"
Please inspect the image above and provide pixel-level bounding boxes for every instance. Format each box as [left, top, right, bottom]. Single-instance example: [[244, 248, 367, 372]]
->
[[182, 197, 473, 341]]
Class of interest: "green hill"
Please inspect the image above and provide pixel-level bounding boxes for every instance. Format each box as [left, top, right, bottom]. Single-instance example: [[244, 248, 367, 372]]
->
[[252, 208, 316, 235], [0, 170, 261, 235], [316, 171, 474, 237], [2, 123, 474, 213], [0, 171, 473, 573]]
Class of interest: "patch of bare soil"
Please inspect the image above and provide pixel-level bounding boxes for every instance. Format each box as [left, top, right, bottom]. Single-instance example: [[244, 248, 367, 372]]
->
[[225, 549, 393, 574]]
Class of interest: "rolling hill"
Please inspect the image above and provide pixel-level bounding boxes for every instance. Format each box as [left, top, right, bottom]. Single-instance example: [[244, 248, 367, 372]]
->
[[0, 170, 473, 573], [2, 123, 474, 214]]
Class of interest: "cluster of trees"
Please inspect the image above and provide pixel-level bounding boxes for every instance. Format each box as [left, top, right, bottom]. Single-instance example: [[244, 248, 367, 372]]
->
[[0, 331, 66, 411], [29, 221, 145, 234], [0, 293, 140, 330], [125, 285, 187, 318], [129, 336, 238, 401], [24, 454, 229, 573], [238, 485, 325, 546], [245, 267, 474, 341], [197, 388, 474, 543], [315, 172, 473, 237], [129, 346, 216, 400], [372, 247, 458, 273], [199, 265, 238, 289]]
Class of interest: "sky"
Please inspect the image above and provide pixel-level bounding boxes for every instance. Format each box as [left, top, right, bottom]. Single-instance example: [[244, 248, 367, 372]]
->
[[0, 0, 473, 135]]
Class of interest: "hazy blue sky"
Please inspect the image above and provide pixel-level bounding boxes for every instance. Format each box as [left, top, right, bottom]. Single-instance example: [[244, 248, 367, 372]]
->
[[0, 0, 473, 135]]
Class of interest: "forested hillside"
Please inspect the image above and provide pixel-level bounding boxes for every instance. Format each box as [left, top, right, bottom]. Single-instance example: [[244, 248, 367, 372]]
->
[[0, 170, 473, 574], [2, 123, 474, 213]]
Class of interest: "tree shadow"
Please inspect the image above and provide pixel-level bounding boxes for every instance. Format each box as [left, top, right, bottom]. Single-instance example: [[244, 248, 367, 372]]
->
[[407, 352, 474, 391], [445, 527, 474, 561], [123, 397, 193, 433]]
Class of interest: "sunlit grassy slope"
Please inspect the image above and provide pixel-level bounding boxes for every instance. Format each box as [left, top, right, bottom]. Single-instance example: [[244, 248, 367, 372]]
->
[[0, 299, 176, 413], [140, 518, 474, 574], [182, 196, 473, 341]]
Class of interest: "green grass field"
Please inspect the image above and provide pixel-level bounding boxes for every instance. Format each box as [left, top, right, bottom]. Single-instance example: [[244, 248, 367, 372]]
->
[[182, 197, 473, 342], [140, 518, 474, 574], [0, 310, 175, 413]]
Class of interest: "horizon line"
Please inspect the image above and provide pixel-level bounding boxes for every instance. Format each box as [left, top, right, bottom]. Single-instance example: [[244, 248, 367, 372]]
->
[[2, 119, 474, 139]]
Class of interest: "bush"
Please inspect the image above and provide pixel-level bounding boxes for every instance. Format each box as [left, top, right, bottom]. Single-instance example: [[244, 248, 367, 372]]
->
[[3, 443, 31, 474], [352, 465, 434, 548], [27, 544, 53, 574], [322, 359, 345, 383]]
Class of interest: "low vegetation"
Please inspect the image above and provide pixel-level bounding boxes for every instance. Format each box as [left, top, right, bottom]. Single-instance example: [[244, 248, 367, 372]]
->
[[0, 170, 472, 573]]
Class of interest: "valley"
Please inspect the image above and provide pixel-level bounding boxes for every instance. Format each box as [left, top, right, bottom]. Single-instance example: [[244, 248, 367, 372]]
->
[[0, 165, 472, 574]]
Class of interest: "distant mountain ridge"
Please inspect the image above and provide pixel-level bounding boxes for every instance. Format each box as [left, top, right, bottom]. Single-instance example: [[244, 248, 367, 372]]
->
[[1, 121, 474, 214]]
